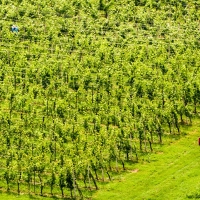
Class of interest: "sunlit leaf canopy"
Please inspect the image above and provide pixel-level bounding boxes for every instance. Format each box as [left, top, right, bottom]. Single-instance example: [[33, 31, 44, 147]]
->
[[0, 0, 199, 198]]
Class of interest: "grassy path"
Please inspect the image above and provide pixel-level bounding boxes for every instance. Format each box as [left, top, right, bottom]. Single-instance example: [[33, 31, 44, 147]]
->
[[93, 120, 200, 200]]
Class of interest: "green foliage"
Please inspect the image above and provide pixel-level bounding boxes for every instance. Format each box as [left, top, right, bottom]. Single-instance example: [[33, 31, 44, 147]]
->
[[0, 0, 199, 198]]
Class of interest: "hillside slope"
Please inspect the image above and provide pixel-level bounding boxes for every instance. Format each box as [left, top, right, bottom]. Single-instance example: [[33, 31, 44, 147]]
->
[[93, 119, 200, 200], [0, 0, 199, 198]]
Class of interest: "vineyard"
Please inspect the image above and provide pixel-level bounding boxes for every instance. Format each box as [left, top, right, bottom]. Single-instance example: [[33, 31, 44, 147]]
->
[[0, 0, 200, 199]]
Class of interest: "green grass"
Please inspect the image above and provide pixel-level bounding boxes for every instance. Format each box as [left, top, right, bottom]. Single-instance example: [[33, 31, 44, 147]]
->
[[1, 119, 200, 200], [0, 193, 56, 200], [93, 119, 200, 200]]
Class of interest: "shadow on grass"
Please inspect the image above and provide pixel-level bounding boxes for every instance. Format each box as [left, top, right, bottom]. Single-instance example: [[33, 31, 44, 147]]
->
[[165, 131, 188, 141], [186, 193, 200, 199], [28, 194, 62, 200], [0, 189, 72, 200]]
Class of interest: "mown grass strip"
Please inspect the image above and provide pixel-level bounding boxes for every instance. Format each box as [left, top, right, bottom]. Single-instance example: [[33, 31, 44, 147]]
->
[[93, 119, 200, 200]]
